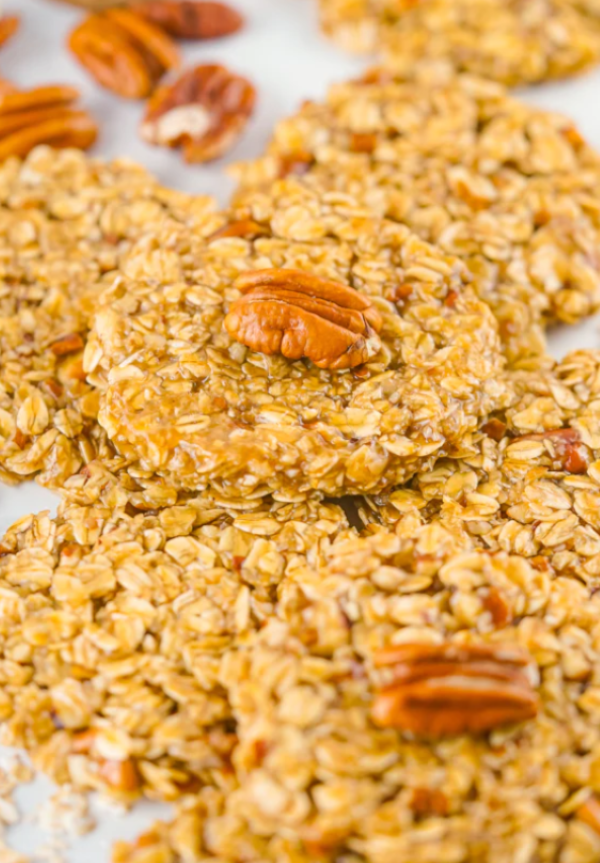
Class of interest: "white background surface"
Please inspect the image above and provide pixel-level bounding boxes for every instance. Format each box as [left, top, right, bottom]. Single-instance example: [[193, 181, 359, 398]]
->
[[2, 0, 600, 858]]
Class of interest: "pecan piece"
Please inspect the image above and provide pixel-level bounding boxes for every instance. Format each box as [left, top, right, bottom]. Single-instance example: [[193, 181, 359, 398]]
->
[[577, 796, 600, 834], [97, 758, 141, 793], [208, 219, 269, 240], [514, 427, 590, 474], [224, 268, 383, 370], [410, 788, 449, 818], [140, 64, 255, 162], [482, 417, 507, 442], [50, 333, 85, 357], [132, 1, 244, 40], [482, 586, 512, 628], [278, 150, 314, 178], [372, 642, 538, 737], [68, 9, 180, 99], [0, 85, 97, 161]]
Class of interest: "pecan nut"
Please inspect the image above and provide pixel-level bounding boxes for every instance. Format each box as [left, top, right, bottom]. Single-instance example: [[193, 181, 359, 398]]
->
[[0, 85, 97, 161], [208, 219, 269, 241], [372, 642, 539, 737], [132, 1, 244, 40], [140, 63, 255, 162], [68, 9, 180, 99], [514, 427, 590, 474], [224, 268, 383, 370]]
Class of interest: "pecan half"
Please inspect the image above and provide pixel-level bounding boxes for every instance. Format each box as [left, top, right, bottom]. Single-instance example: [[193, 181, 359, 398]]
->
[[514, 427, 590, 474], [132, 1, 244, 40], [0, 85, 97, 161], [224, 268, 383, 370], [140, 64, 255, 162], [372, 642, 538, 737], [68, 9, 180, 99]]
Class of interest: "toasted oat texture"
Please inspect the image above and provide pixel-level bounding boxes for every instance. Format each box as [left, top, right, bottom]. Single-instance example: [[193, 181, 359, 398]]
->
[[0, 146, 214, 489], [114, 509, 600, 863], [231, 68, 600, 368], [363, 350, 600, 580], [317, 0, 600, 85], [85, 176, 506, 501], [0, 462, 350, 803]]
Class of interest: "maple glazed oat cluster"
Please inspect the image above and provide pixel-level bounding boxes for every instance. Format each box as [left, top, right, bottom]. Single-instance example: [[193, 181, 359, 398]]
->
[[4, 1, 600, 862]]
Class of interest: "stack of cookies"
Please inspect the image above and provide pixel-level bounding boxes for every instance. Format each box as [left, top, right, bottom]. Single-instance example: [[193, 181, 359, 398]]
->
[[3, 7, 600, 862]]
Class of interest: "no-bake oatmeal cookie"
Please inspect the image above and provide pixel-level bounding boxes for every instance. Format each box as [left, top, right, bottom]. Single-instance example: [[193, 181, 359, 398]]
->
[[85, 176, 506, 501], [232, 68, 600, 367], [0, 146, 214, 489], [115, 511, 600, 863], [363, 350, 600, 583], [317, 0, 600, 86], [0, 462, 350, 802]]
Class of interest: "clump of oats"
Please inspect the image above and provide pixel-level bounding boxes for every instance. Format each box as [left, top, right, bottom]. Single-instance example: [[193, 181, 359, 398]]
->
[[0, 462, 351, 803], [318, 0, 600, 86], [110, 508, 600, 862], [0, 146, 214, 490]]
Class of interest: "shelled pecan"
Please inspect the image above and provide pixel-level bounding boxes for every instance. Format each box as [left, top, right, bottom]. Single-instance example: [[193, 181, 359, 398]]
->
[[68, 8, 180, 99], [140, 63, 255, 161], [224, 268, 383, 370], [0, 15, 19, 49], [372, 642, 539, 737], [0, 85, 97, 161], [512, 427, 591, 474], [132, 1, 244, 39]]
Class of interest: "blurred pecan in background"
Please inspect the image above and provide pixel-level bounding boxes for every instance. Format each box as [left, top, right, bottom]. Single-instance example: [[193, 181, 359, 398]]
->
[[0, 85, 97, 160], [50, 0, 123, 8], [0, 15, 19, 48], [132, 1, 244, 39], [0, 79, 17, 97], [372, 642, 539, 737], [140, 63, 255, 161], [224, 268, 383, 370], [69, 8, 180, 99]]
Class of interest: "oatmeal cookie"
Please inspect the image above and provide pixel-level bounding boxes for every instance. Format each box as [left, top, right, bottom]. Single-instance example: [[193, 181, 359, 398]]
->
[[0, 463, 350, 802], [364, 350, 600, 588], [0, 146, 214, 489], [86, 176, 505, 501], [318, 0, 600, 86], [232, 68, 600, 368], [115, 511, 600, 862]]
